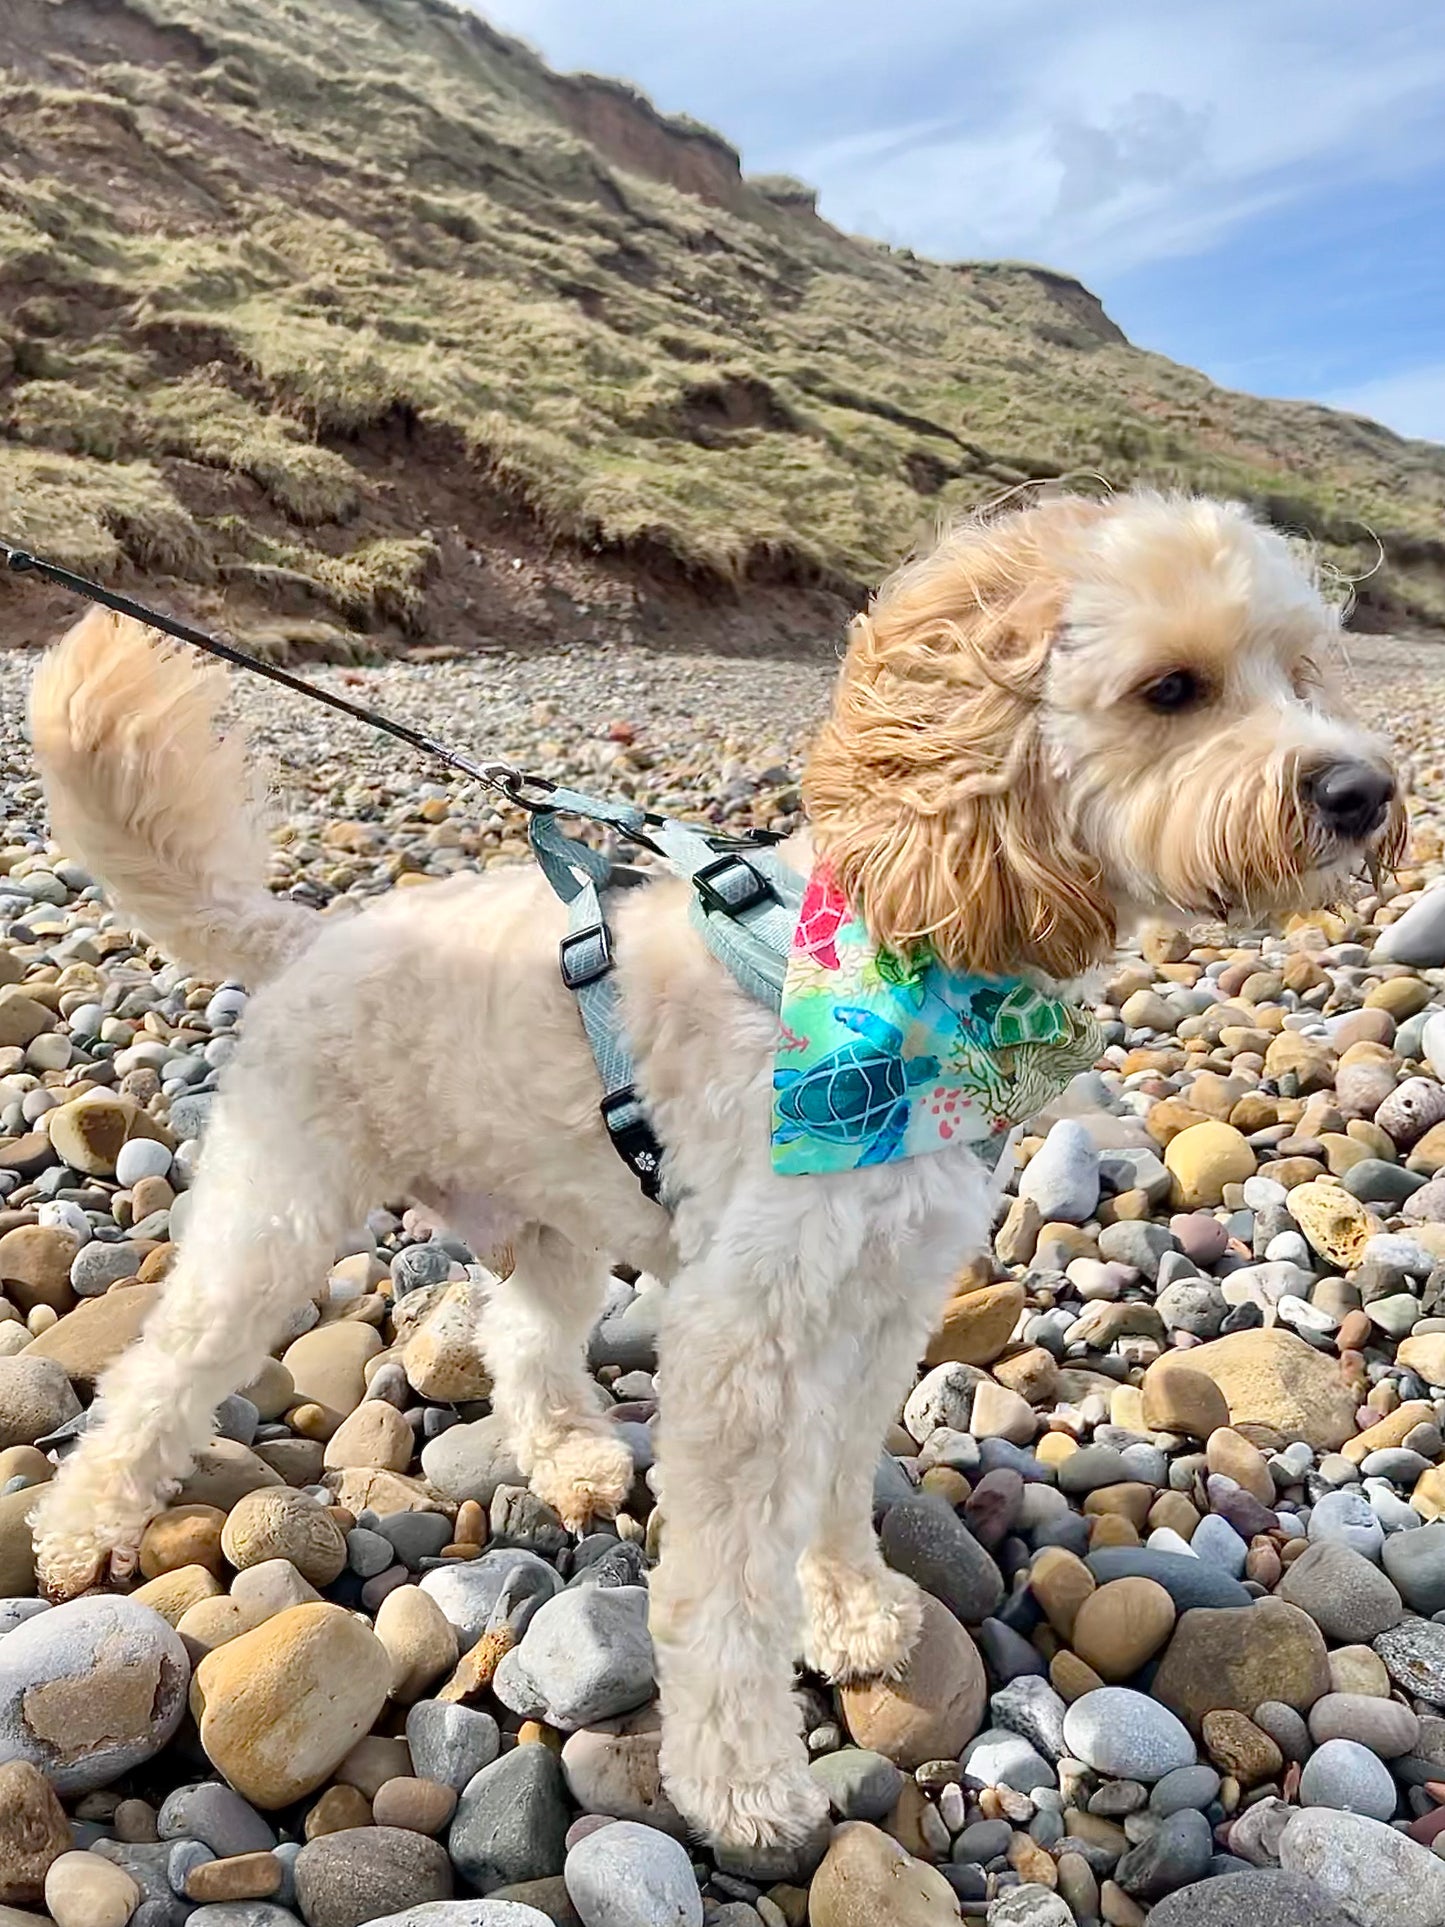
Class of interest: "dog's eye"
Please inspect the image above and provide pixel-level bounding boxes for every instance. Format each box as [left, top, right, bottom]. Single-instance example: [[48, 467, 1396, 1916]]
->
[[1141, 670, 1203, 713]]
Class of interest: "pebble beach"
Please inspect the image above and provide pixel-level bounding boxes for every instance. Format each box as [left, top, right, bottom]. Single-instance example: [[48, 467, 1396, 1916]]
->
[[3, 630, 1445, 1927]]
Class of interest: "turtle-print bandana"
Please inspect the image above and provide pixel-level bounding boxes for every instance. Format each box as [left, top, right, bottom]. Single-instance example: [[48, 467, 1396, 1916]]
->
[[771, 865, 1102, 1176]]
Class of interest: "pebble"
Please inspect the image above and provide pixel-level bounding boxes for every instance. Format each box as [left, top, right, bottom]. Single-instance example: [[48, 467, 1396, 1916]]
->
[[806, 1821, 961, 1926], [879, 1493, 1004, 1620], [44, 1850, 141, 1927], [1298, 1736, 1399, 1818], [839, 1591, 985, 1769], [0, 1354, 79, 1448], [1145, 1869, 1355, 1926], [447, 1745, 571, 1893], [1062, 1688, 1197, 1780], [293, 1827, 454, 1927], [0, 1758, 70, 1906], [404, 1703, 500, 1793], [1277, 1540, 1404, 1642]]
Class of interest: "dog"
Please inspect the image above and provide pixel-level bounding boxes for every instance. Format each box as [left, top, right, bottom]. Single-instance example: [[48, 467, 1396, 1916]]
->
[[26, 490, 1403, 1854]]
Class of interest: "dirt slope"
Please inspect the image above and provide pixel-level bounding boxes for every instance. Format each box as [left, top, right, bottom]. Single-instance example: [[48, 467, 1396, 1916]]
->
[[1, 0, 1442, 656]]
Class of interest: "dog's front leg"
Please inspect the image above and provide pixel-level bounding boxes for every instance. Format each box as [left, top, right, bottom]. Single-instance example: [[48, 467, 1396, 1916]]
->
[[647, 1188, 872, 1859]]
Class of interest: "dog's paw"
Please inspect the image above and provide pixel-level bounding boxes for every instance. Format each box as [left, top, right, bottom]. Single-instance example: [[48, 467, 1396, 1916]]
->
[[670, 1758, 830, 1858], [528, 1428, 635, 1532], [801, 1561, 924, 1683], [34, 1528, 109, 1603]]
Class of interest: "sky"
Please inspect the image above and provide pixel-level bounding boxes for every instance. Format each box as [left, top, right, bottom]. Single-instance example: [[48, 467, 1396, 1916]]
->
[[478, 0, 1445, 442]]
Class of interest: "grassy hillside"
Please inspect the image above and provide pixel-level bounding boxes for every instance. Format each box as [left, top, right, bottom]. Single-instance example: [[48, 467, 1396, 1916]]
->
[[2, 0, 1443, 656]]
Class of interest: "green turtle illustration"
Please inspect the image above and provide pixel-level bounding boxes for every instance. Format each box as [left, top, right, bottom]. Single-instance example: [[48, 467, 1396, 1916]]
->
[[987, 981, 1069, 1049], [774, 1006, 939, 1165]]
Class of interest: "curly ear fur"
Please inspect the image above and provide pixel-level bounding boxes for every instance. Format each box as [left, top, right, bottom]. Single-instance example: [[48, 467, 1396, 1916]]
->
[[802, 499, 1116, 980]]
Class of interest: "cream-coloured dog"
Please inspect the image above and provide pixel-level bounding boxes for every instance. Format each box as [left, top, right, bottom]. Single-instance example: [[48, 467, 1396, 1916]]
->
[[26, 492, 1402, 1854]]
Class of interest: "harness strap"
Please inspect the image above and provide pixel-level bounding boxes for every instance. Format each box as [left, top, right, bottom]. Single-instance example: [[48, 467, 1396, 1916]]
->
[[529, 810, 666, 1201]]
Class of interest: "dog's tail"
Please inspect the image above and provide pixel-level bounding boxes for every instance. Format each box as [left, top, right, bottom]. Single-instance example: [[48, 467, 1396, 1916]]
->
[[29, 606, 319, 986]]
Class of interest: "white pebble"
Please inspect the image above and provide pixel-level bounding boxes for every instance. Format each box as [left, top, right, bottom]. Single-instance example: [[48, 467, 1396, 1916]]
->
[[45, 1851, 140, 1927]]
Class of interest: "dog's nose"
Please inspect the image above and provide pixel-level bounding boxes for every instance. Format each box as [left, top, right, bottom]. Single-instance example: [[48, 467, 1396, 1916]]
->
[[1304, 760, 1396, 839]]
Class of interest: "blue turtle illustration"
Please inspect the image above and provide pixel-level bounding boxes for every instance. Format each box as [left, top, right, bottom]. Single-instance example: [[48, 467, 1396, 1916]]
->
[[774, 1005, 939, 1165]]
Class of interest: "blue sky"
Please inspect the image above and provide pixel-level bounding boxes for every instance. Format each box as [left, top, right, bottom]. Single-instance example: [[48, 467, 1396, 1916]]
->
[[480, 0, 1445, 442]]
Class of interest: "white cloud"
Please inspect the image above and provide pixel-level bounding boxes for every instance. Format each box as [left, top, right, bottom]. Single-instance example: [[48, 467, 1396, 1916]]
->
[[1324, 365, 1445, 445], [481, 0, 1445, 279]]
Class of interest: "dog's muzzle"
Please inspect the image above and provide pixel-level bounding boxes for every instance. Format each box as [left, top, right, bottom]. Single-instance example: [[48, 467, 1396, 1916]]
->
[[1302, 759, 1396, 841]]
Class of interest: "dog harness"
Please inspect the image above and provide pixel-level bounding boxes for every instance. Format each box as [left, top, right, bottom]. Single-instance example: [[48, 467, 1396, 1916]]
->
[[528, 792, 1100, 1202]]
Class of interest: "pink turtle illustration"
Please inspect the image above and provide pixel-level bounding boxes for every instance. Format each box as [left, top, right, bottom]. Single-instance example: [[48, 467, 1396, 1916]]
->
[[794, 867, 851, 970]]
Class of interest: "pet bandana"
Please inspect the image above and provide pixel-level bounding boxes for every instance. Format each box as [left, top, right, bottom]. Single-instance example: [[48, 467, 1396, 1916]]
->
[[771, 866, 1102, 1176]]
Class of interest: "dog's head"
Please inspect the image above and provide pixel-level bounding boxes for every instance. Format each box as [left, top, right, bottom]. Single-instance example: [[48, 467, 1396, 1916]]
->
[[803, 491, 1405, 981]]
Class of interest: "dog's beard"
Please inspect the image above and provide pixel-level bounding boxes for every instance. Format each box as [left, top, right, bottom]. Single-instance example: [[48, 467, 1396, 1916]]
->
[[1081, 757, 1404, 928]]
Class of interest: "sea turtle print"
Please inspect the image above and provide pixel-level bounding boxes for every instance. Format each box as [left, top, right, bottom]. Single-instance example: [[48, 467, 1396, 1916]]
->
[[771, 863, 1102, 1176], [773, 1007, 940, 1166], [793, 867, 852, 971]]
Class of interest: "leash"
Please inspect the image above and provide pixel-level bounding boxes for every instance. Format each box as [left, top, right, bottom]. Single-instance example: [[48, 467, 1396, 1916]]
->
[[1, 539, 570, 811], [2, 540, 799, 1202]]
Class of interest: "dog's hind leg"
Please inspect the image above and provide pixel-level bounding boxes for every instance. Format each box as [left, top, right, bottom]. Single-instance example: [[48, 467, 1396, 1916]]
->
[[31, 1045, 383, 1600], [473, 1222, 634, 1532]]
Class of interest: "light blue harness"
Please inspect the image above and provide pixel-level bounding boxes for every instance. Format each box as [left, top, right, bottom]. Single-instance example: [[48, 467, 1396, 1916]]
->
[[528, 788, 803, 1201]]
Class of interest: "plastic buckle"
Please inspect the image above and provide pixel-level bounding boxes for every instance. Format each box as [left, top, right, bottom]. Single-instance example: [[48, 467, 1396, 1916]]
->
[[559, 922, 612, 989], [600, 1087, 665, 1200], [693, 853, 773, 918]]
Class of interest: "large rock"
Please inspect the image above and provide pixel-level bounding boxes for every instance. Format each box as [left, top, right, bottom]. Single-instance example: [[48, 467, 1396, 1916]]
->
[[1279, 1808, 1445, 1927], [25, 1284, 162, 1387], [1146, 1870, 1355, 1927], [46, 1092, 170, 1178], [562, 1821, 702, 1927], [1154, 1600, 1330, 1733], [1164, 1329, 1357, 1449], [1277, 1542, 1404, 1643], [190, 1602, 390, 1808], [805, 1820, 963, 1926], [0, 1356, 79, 1450], [840, 1590, 986, 1769], [0, 1758, 71, 1905], [491, 1586, 653, 1731], [0, 1595, 189, 1792]]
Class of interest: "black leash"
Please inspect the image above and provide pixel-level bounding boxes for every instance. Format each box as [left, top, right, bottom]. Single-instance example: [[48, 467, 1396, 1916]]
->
[[0, 539, 560, 811], [1, 539, 785, 864]]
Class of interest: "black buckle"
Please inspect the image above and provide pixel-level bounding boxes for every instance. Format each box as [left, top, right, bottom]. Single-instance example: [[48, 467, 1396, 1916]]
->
[[559, 921, 612, 989], [693, 853, 773, 918], [600, 1087, 665, 1201]]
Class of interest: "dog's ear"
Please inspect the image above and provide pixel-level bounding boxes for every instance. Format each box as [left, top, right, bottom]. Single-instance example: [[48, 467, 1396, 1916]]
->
[[803, 504, 1116, 981]]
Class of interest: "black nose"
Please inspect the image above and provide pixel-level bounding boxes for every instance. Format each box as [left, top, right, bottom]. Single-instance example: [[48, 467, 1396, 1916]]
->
[[1304, 760, 1395, 839]]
